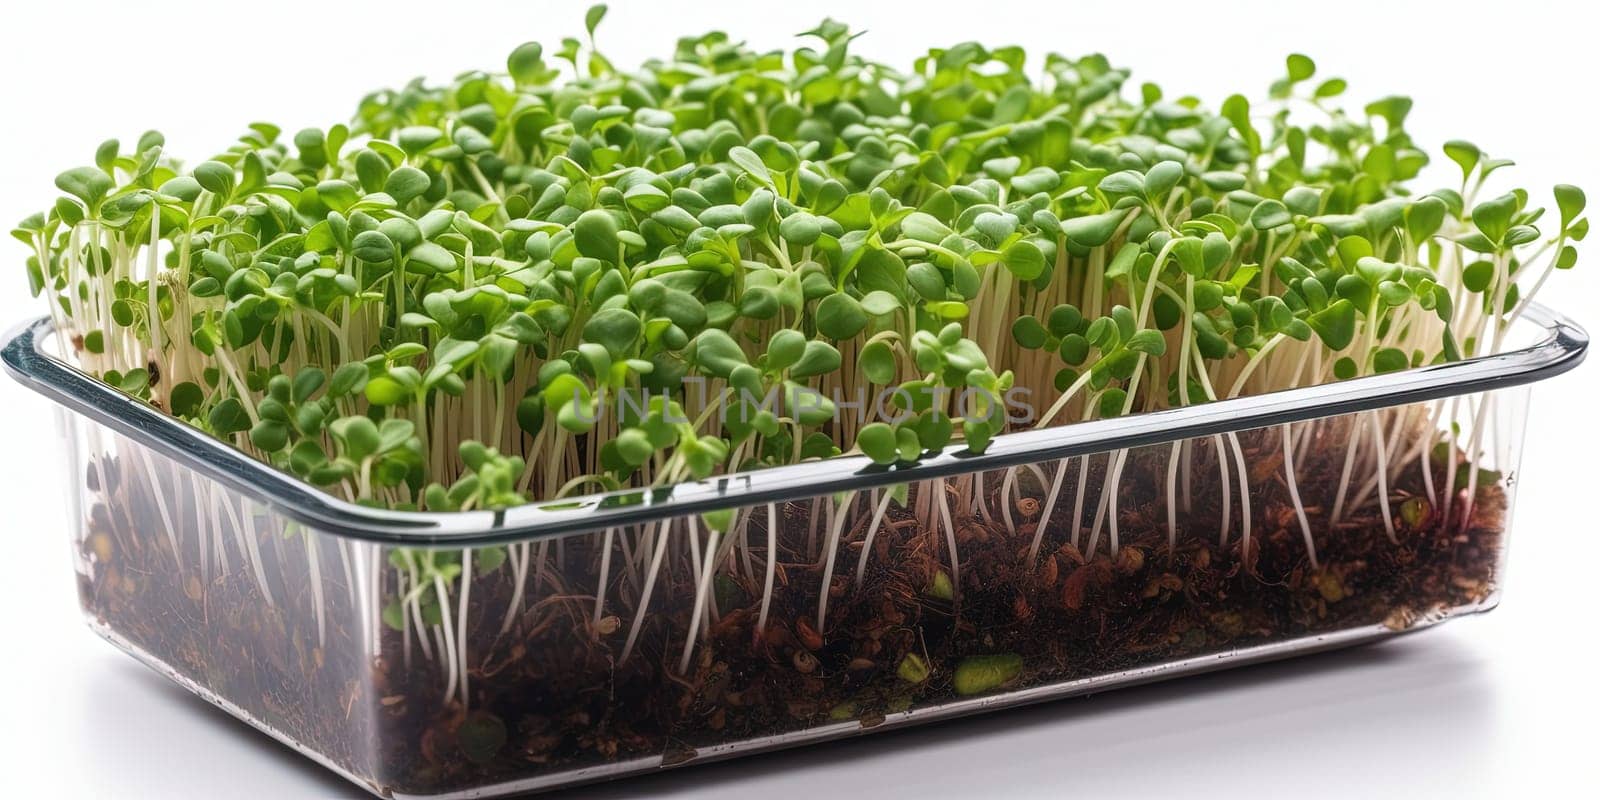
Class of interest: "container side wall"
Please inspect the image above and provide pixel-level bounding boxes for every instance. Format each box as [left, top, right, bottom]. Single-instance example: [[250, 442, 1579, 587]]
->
[[63, 412, 387, 791], [62, 390, 1524, 797]]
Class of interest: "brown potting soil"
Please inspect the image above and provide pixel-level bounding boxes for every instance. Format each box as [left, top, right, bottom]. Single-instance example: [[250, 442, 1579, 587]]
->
[[77, 424, 1504, 796]]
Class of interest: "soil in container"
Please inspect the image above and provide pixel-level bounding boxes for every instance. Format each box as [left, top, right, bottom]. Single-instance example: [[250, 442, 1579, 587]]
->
[[77, 417, 1504, 796]]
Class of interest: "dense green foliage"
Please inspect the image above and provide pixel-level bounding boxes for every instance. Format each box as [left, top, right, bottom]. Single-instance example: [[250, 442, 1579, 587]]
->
[[13, 9, 1586, 523]]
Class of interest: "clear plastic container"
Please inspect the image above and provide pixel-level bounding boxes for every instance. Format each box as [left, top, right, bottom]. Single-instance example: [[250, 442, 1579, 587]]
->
[[1, 305, 1586, 798]]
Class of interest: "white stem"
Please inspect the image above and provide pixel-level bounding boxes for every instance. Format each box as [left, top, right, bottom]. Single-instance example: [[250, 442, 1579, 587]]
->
[[621, 521, 670, 663], [1181, 438, 1193, 513], [854, 491, 896, 588], [1107, 450, 1129, 554], [500, 542, 531, 635], [1330, 413, 1365, 523], [592, 527, 616, 636], [306, 532, 326, 647], [1420, 400, 1443, 506], [219, 495, 275, 607], [973, 472, 994, 527], [1165, 442, 1182, 553], [399, 571, 412, 669], [1227, 432, 1252, 562], [816, 493, 855, 631], [370, 546, 383, 657], [936, 481, 960, 609], [1442, 396, 1464, 523], [348, 540, 370, 659], [457, 549, 472, 708], [679, 521, 720, 674], [757, 505, 779, 633], [403, 553, 434, 661], [686, 512, 705, 599], [134, 447, 181, 572], [1070, 452, 1092, 550], [1214, 435, 1232, 546], [736, 507, 755, 584], [999, 468, 1018, 535], [1460, 394, 1495, 530], [1370, 416, 1398, 544], [1282, 423, 1318, 568], [433, 572, 459, 704], [1085, 453, 1117, 558], [1027, 457, 1071, 563]]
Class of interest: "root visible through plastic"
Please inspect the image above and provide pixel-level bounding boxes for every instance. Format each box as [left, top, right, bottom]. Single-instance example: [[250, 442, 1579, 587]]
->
[[76, 411, 1506, 794]]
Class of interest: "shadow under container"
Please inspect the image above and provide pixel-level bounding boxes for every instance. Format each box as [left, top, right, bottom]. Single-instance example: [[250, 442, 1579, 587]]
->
[[1, 305, 1586, 798]]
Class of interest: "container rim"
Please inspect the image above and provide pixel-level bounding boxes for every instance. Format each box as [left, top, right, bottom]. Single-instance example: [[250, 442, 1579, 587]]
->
[[2, 306, 1586, 545]]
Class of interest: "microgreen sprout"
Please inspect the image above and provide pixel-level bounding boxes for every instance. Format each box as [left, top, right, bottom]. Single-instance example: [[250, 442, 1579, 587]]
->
[[16, 13, 1585, 699]]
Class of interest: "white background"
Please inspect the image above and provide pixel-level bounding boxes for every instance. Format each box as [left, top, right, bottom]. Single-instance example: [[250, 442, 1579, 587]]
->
[[0, 1, 1596, 797]]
